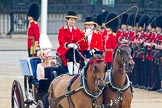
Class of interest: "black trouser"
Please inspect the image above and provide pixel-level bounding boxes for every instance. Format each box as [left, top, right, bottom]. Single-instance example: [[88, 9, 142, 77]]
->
[[143, 59, 148, 88], [159, 61, 162, 81], [106, 62, 112, 71], [135, 57, 141, 86], [65, 48, 80, 63], [146, 60, 152, 88], [151, 61, 160, 90]]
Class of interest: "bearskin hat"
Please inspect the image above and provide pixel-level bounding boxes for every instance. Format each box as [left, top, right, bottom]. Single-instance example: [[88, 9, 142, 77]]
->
[[101, 11, 109, 22], [120, 13, 129, 26], [105, 13, 119, 32], [135, 14, 141, 27], [147, 16, 156, 24], [95, 11, 108, 26], [138, 14, 150, 28], [95, 14, 102, 26], [155, 15, 162, 28], [27, 2, 40, 21], [150, 18, 156, 28], [65, 11, 78, 19], [127, 14, 135, 26]]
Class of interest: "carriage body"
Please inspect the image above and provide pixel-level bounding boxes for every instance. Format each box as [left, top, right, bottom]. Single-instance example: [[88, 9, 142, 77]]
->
[[11, 56, 66, 108]]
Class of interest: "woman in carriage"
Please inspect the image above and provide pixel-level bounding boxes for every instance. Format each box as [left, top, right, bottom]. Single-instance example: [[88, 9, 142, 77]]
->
[[36, 49, 57, 80]]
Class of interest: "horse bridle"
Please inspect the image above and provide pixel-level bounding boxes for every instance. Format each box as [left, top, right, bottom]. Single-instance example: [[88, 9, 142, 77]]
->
[[117, 44, 133, 72], [89, 59, 106, 87]]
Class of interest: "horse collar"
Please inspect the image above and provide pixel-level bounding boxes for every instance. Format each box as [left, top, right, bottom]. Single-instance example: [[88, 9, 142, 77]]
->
[[106, 71, 130, 92], [80, 69, 103, 98]]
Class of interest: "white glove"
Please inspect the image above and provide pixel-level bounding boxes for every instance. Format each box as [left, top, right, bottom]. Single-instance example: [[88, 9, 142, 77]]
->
[[90, 48, 97, 55], [73, 44, 79, 49], [68, 43, 75, 48], [85, 28, 92, 36], [91, 48, 96, 53]]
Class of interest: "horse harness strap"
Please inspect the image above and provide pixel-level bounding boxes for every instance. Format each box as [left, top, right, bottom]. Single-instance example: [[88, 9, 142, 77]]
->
[[80, 70, 103, 98], [67, 74, 80, 92], [106, 71, 130, 91], [103, 71, 131, 108], [103, 91, 123, 108], [80, 69, 104, 108], [48, 74, 84, 104]]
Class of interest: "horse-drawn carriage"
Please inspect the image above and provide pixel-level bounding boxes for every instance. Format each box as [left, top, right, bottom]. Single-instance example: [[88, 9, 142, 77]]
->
[[11, 43, 135, 108], [11, 56, 67, 108]]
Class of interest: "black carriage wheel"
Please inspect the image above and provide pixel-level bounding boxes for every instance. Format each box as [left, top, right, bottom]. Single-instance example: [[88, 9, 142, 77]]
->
[[11, 80, 24, 108], [37, 100, 44, 108]]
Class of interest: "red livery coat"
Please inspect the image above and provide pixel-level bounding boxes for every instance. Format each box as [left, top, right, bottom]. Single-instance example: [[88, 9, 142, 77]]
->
[[80, 31, 103, 52], [27, 21, 40, 48], [56, 26, 82, 66]]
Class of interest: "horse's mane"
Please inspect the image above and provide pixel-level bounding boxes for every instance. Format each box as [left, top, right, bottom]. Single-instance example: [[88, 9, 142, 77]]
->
[[112, 46, 118, 62], [83, 55, 103, 74]]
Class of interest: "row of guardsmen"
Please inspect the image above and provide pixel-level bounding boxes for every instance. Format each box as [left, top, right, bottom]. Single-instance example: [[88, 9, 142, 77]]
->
[[95, 11, 162, 93], [56, 10, 162, 93], [115, 13, 162, 93]]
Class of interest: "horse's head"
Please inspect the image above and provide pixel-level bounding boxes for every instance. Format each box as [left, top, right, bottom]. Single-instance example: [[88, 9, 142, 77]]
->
[[86, 55, 106, 90], [114, 44, 135, 72]]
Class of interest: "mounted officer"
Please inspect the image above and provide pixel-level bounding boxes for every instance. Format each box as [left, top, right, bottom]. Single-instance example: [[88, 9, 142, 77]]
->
[[56, 11, 82, 75]]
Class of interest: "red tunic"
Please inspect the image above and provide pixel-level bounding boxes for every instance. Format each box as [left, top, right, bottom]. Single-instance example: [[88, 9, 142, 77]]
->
[[56, 26, 82, 66], [129, 31, 135, 42], [104, 33, 117, 62], [116, 29, 122, 41], [27, 21, 40, 48], [154, 33, 162, 44], [80, 31, 103, 52]]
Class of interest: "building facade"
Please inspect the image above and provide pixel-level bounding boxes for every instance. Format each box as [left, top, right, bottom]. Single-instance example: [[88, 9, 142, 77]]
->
[[0, 0, 162, 36]]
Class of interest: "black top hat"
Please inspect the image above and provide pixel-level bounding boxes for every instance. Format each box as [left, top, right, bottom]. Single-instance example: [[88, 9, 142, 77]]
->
[[155, 15, 162, 28], [120, 13, 129, 25], [27, 2, 40, 21], [138, 14, 150, 28], [84, 17, 96, 25], [65, 11, 78, 19], [105, 13, 119, 32]]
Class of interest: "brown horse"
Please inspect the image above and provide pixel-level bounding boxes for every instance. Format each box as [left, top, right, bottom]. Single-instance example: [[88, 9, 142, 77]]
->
[[103, 44, 135, 108], [48, 56, 106, 108]]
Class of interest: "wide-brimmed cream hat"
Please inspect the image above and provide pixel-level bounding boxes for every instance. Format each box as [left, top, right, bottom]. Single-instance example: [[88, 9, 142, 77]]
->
[[38, 49, 52, 59], [65, 11, 78, 19], [84, 16, 96, 25]]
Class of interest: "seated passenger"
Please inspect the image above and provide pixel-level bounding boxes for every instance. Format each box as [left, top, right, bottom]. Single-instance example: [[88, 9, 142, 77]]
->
[[36, 49, 54, 80]]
